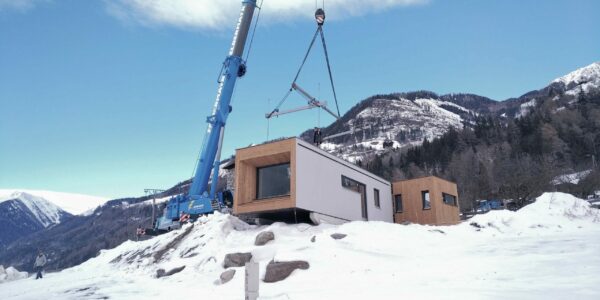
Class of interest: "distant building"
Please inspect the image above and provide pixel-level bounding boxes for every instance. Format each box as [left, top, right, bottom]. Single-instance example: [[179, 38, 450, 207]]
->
[[392, 176, 460, 225]]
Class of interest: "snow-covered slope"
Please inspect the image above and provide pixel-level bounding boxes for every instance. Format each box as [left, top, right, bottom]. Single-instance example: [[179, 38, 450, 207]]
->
[[552, 62, 600, 97], [0, 189, 109, 215], [311, 94, 471, 162], [0, 192, 66, 227], [0, 190, 107, 248], [553, 62, 600, 86], [1, 192, 598, 299], [552, 169, 593, 185], [0, 192, 73, 248]]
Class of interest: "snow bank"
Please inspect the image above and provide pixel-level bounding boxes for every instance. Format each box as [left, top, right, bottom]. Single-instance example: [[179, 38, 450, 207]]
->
[[468, 192, 600, 234], [1, 192, 599, 299], [0, 266, 28, 283]]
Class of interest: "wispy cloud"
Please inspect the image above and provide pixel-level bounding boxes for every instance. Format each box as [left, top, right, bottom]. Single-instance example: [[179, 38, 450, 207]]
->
[[0, 0, 47, 12], [105, 0, 429, 30]]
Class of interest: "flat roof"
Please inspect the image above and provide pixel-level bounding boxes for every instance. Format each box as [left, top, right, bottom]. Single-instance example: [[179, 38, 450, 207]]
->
[[235, 137, 296, 151], [235, 137, 390, 186], [235, 138, 453, 186], [295, 138, 390, 185], [392, 175, 457, 185]]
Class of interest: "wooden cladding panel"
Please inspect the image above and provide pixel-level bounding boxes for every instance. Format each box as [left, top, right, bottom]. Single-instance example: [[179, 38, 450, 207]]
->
[[233, 138, 296, 215], [433, 178, 460, 225], [392, 176, 460, 225]]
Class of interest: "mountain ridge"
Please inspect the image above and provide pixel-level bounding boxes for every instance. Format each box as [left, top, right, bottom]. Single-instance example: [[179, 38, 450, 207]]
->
[[0, 193, 72, 249]]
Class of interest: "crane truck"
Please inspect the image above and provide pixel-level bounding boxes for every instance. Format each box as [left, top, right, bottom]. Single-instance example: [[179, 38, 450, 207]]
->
[[145, 0, 258, 235]]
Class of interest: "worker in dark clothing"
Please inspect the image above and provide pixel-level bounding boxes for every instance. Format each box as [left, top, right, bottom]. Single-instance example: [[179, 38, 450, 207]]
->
[[33, 250, 47, 279], [313, 127, 323, 146]]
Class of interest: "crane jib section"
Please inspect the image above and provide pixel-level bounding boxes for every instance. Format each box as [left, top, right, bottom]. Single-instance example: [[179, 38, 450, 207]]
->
[[188, 0, 257, 199]]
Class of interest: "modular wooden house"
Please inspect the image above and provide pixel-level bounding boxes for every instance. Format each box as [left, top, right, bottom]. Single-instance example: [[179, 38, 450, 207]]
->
[[391, 176, 460, 225], [233, 138, 393, 224]]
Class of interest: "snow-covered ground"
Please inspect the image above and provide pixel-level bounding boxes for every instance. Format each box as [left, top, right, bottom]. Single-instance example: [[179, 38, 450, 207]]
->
[[516, 98, 536, 118], [552, 169, 592, 185], [0, 266, 28, 284], [0, 190, 109, 215], [1, 192, 599, 299]]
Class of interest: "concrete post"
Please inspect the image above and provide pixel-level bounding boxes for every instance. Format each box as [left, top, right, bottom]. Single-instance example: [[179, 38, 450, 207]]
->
[[245, 261, 259, 300]]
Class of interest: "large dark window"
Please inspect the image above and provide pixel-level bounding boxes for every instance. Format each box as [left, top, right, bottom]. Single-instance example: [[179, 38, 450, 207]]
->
[[374, 188, 380, 208], [422, 190, 431, 210], [341, 175, 368, 219], [256, 163, 290, 199], [443, 193, 457, 206], [394, 194, 403, 213]]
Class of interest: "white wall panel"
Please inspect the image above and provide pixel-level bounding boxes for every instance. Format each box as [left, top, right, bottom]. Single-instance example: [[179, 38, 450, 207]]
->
[[295, 139, 393, 222]]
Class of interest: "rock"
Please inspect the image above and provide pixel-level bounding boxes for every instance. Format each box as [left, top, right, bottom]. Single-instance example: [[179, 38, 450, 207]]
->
[[255, 231, 275, 246], [156, 269, 165, 278], [220, 269, 236, 284], [469, 222, 482, 229], [156, 265, 186, 278], [223, 252, 253, 268], [310, 236, 316, 243], [330, 233, 347, 240], [263, 260, 309, 283]]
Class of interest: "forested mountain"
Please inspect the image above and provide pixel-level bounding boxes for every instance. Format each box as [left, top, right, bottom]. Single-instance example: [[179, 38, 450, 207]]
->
[[360, 62, 600, 209], [299, 91, 482, 162]]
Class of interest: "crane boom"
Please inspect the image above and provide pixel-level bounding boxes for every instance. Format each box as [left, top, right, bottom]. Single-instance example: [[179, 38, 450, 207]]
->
[[148, 0, 258, 234], [189, 0, 257, 199]]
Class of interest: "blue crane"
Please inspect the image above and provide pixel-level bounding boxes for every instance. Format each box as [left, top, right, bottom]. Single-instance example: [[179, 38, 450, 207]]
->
[[149, 0, 258, 233]]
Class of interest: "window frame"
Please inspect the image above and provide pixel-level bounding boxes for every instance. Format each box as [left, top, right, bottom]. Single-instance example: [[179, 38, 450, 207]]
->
[[442, 193, 457, 206], [255, 162, 291, 200], [374, 188, 380, 208], [394, 194, 403, 213], [341, 175, 368, 219], [422, 190, 431, 210]]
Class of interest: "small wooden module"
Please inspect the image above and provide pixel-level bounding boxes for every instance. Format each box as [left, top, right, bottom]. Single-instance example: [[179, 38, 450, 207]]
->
[[391, 176, 460, 225], [234, 138, 297, 215]]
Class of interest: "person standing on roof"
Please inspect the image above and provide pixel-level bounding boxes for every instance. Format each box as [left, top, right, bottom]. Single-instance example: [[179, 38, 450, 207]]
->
[[313, 127, 323, 146], [33, 250, 47, 279]]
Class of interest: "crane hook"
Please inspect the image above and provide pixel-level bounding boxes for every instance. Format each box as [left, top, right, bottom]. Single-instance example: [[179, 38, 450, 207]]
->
[[315, 8, 325, 26]]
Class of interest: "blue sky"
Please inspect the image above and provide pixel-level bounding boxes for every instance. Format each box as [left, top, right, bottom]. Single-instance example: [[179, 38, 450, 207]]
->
[[1, 0, 599, 198]]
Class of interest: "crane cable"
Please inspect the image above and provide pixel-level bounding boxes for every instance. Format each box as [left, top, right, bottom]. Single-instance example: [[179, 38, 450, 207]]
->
[[243, 0, 264, 65], [267, 10, 341, 118], [319, 27, 341, 117], [268, 27, 320, 116]]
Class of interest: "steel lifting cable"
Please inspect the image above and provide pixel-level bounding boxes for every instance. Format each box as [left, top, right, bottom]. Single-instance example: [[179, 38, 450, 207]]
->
[[268, 27, 321, 116], [268, 24, 341, 118], [244, 0, 264, 64], [319, 27, 341, 117], [292, 27, 321, 84]]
